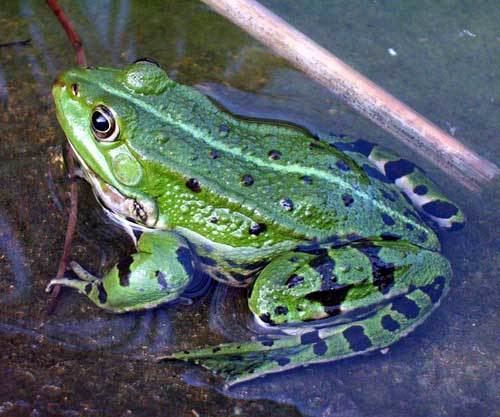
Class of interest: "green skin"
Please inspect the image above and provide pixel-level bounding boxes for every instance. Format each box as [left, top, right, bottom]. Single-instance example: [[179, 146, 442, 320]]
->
[[47, 61, 464, 387]]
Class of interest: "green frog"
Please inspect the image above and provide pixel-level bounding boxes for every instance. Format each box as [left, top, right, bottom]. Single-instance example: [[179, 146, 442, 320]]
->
[[47, 60, 464, 387]]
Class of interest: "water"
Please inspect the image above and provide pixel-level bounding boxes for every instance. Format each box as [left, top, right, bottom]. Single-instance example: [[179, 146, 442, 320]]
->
[[0, 1, 498, 416]]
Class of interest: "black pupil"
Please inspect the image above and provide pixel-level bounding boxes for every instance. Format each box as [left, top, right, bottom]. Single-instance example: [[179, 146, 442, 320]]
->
[[92, 111, 110, 132]]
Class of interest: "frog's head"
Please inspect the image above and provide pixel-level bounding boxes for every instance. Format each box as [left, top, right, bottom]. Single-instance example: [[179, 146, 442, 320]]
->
[[52, 60, 175, 229]]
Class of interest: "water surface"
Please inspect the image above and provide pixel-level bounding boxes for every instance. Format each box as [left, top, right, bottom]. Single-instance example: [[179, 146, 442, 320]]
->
[[0, 1, 498, 416]]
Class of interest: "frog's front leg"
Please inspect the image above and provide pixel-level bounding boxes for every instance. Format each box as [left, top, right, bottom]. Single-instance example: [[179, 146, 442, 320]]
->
[[168, 241, 451, 386], [46, 232, 196, 313]]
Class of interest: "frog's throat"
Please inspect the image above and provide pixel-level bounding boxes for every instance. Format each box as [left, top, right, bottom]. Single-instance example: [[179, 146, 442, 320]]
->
[[65, 138, 158, 229], [79, 160, 159, 229]]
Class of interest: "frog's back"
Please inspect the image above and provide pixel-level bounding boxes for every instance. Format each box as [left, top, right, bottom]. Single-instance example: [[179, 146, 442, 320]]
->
[[125, 81, 438, 251]]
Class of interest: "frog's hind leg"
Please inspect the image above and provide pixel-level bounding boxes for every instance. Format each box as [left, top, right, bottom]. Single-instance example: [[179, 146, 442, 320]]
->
[[163, 242, 452, 387], [331, 136, 465, 230], [46, 232, 196, 313]]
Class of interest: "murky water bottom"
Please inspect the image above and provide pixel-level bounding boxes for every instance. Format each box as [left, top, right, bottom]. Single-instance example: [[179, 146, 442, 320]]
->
[[0, 1, 499, 416]]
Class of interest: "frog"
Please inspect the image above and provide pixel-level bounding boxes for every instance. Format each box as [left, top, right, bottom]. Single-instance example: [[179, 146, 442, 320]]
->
[[47, 60, 464, 387]]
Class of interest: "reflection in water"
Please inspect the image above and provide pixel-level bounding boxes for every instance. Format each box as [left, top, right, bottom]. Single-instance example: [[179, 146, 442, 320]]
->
[[113, 0, 131, 57], [41, 307, 174, 354], [197, 82, 331, 138], [0, 307, 173, 355], [20, 0, 57, 83], [86, 0, 113, 45], [77, 0, 135, 64], [0, 272, 210, 356], [208, 284, 253, 341], [0, 65, 7, 110], [203, 283, 364, 417], [208, 283, 282, 342], [0, 213, 31, 304]]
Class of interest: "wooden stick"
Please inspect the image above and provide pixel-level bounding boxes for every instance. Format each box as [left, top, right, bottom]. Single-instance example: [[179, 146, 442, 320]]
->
[[201, 0, 499, 191]]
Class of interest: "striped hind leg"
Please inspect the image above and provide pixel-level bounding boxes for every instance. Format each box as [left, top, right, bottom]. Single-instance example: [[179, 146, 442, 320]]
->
[[164, 241, 452, 387], [330, 136, 465, 230]]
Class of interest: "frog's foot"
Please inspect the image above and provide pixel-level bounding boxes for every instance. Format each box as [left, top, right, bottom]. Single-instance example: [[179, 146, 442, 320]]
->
[[331, 136, 465, 230], [46, 277, 97, 294], [46, 261, 100, 293], [47, 232, 196, 313], [165, 242, 452, 387]]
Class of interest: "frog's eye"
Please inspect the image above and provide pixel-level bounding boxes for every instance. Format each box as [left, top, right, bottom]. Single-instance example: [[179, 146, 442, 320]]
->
[[133, 57, 161, 67], [91, 105, 119, 142]]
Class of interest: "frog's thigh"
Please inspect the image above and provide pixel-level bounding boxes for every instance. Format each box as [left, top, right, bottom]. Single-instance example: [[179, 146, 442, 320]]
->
[[171, 243, 452, 384], [250, 243, 451, 329], [57, 232, 195, 313], [330, 136, 464, 230]]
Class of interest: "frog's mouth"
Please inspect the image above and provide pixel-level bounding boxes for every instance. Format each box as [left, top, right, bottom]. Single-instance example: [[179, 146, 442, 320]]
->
[[73, 154, 158, 229], [87, 171, 158, 229]]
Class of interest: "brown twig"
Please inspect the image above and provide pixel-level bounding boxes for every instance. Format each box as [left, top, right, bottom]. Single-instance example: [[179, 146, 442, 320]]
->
[[201, 0, 499, 191], [46, 0, 87, 66], [46, 0, 85, 313], [47, 146, 79, 314]]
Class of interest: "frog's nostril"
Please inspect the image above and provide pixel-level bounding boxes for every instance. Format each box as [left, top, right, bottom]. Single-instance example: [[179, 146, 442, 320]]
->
[[71, 83, 80, 97]]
